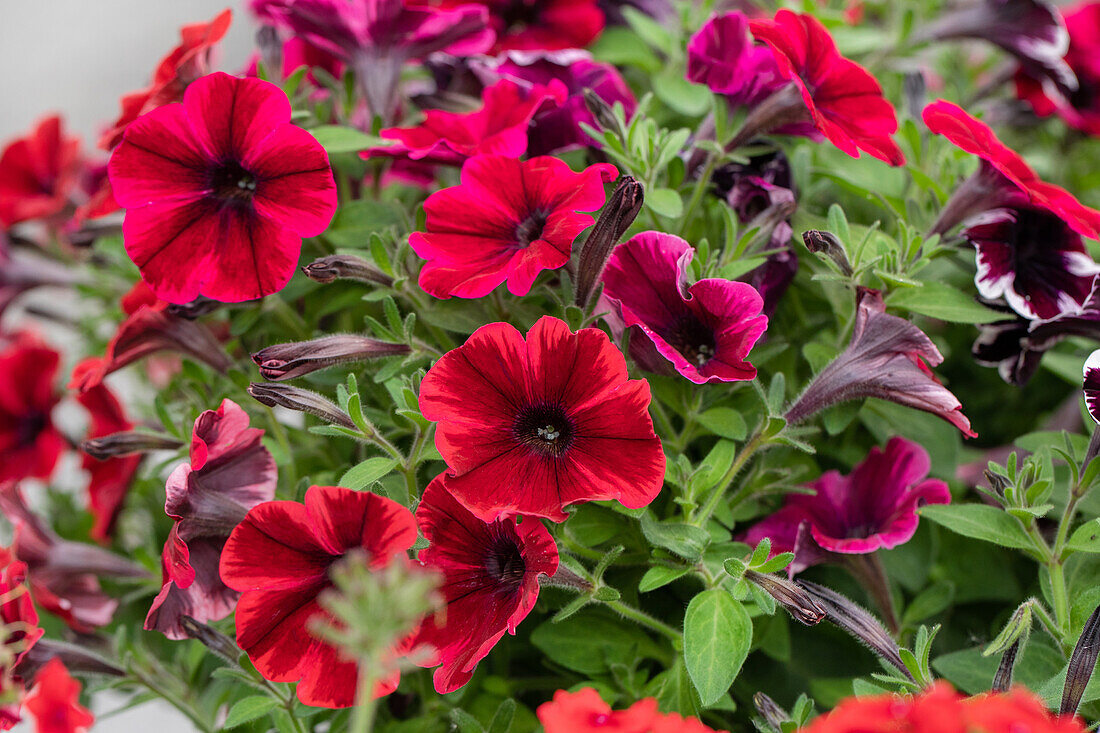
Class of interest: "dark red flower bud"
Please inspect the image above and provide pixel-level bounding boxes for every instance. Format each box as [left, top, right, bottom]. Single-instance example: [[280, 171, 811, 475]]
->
[[80, 431, 183, 460], [993, 639, 1020, 693], [575, 176, 644, 308], [803, 230, 853, 277], [15, 639, 125, 681], [179, 616, 242, 663], [251, 334, 411, 381], [1062, 602, 1100, 714], [745, 569, 826, 625], [247, 383, 356, 429], [302, 254, 393, 287], [753, 691, 789, 730]]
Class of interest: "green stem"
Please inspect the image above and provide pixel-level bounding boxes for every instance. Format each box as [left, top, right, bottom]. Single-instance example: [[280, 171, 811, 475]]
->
[[349, 669, 379, 733], [1049, 561, 1071, 644], [678, 154, 718, 239], [604, 598, 682, 643], [129, 668, 216, 733], [690, 429, 766, 527], [1031, 600, 1062, 641]]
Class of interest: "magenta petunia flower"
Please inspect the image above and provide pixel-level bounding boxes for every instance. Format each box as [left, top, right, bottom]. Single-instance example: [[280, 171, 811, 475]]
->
[[785, 288, 975, 437], [108, 71, 338, 304], [418, 316, 665, 522], [454, 0, 605, 53], [413, 476, 558, 693], [366, 79, 565, 165], [470, 50, 637, 155], [409, 155, 616, 299], [145, 399, 277, 640], [965, 207, 1100, 320], [601, 231, 768, 384], [742, 437, 951, 574], [687, 12, 785, 107]]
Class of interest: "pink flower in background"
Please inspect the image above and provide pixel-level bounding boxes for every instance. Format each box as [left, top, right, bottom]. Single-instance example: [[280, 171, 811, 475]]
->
[[447, 0, 605, 52], [0, 333, 64, 483], [687, 12, 784, 107], [22, 659, 94, 733], [742, 437, 950, 574], [410, 155, 616, 298], [414, 477, 558, 693], [366, 79, 566, 165], [0, 115, 82, 228], [145, 399, 276, 639], [601, 231, 768, 384], [245, 35, 345, 82], [109, 72, 337, 304]]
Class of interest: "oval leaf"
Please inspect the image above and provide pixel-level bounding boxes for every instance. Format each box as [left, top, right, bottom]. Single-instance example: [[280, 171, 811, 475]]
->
[[339, 457, 397, 490], [919, 504, 1035, 552], [225, 696, 280, 729], [889, 282, 1005, 324], [683, 590, 752, 706]]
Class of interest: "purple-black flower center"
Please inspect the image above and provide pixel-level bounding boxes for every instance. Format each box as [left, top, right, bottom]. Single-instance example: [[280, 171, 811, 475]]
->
[[209, 161, 259, 204], [499, 0, 543, 30], [514, 209, 549, 248], [16, 411, 48, 447], [664, 315, 717, 368], [484, 536, 526, 590], [513, 403, 574, 457]]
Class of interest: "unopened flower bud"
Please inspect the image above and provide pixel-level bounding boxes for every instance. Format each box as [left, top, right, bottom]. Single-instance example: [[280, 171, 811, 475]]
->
[[302, 254, 394, 287], [81, 431, 183, 460], [802, 230, 853, 277], [798, 580, 912, 679], [992, 639, 1020, 693], [745, 570, 826, 626], [1062, 602, 1100, 714], [984, 469, 1013, 498], [15, 639, 125, 680], [753, 691, 789, 730], [252, 335, 411, 381], [575, 176, 644, 308], [248, 383, 357, 430], [582, 87, 621, 136], [180, 616, 242, 664], [725, 83, 811, 154]]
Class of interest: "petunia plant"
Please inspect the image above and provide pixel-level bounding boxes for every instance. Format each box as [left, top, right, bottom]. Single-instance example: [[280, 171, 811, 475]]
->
[[4, 1, 1100, 732]]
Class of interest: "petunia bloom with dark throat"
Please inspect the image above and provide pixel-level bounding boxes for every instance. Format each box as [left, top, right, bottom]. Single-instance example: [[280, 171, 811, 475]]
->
[[108, 71, 338, 304], [418, 316, 665, 522], [413, 477, 558, 693], [600, 231, 768, 384], [0, 333, 64, 484]]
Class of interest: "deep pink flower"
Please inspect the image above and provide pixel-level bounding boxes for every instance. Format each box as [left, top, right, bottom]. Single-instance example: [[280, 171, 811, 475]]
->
[[0, 483, 147, 633], [410, 155, 616, 299], [419, 316, 665, 522], [0, 333, 64, 483], [601, 231, 768, 384], [1016, 2, 1100, 137], [245, 35, 345, 83], [785, 288, 976, 437], [366, 79, 565, 165], [108, 72, 338, 304], [219, 485, 418, 707], [413, 476, 558, 692], [470, 50, 636, 155], [68, 282, 231, 393], [75, 385, 140, 544], [0, 116, 82, 228], [923, 99, 1100, 238], [436, 0, 604, 52], [145, 399, 276, 639], [687, 12, 785, 107], [743, 437, 950, 574], [965, 207, 1100, 320], [746, 10, 905, 165], [22, 659, 94, 733]]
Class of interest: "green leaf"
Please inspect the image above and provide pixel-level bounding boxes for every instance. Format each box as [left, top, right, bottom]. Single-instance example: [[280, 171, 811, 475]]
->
[[902, 581, 955, 626], [919, 504, 1036, 552], [1065, 519, 1100, 555], [338, 457, 398, 490], [697, 408, 748, 441], [683, 590, 752, 707], [640, 513, 711, 561], [224, 696, 280, 729], [310, 124, 385, 153], [889, 282, 1006, 323], [487, 699, 517, 733], [647, 188, 684, 218], [449, 709, 486, 733], [532, 609, 664, 674], [639, 566, 691, 592]]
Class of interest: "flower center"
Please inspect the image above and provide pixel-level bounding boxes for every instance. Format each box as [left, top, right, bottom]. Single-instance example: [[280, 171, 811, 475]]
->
[[209, 161, 258, 203], [499, 0, 543, 30], [513, 403, 574, 457], [664, 316, 718, 368], [17, 411, 48, 447], [485, 538, 526, 590], [514, 209, 549, 248]]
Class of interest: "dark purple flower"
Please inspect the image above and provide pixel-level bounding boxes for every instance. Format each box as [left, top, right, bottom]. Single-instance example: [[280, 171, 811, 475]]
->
[[742, 437, 950, 574], [145, 399, 277, 639], [1085, 349, 1100, 424], [912, 0, 1076, 97], [600, 231, 768, 383], [597, 0, 674, 26], [966, 207, 1100, 320], [470, 49, 636, 155], [687, 12, 786, 107], [785, 288, 976, 437], [251, 0, 494, 120]]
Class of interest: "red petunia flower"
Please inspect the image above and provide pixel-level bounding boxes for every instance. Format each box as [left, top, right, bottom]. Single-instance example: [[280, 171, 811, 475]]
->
[[75, 385, 140, 544], [145, 399, 276, 639], [0, 333, 64, 483], [108, 71, 338, 304], [923, 99, 1100, 238], [0, 547, 43, 731], [22, 659, 94, 733], [0, 483, 148, 633], [744, 9, 904, 165], [99, 9, 233, 152], [600, 231, 768, 384], [536, 688, 728, 733], [366, 79, 566, 165], [413, 476, 558, 693], [419, 316, 665, 522], [409, 155, 616, 299], [68, 281, 232, 393], [742, 437, 950, 575], [0, 116, 83, 228], [219, 485, 418, 707]]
